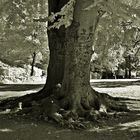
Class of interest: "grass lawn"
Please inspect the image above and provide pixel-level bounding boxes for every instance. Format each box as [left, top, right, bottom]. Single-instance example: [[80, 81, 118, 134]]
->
[[0, 79, 140, 140]]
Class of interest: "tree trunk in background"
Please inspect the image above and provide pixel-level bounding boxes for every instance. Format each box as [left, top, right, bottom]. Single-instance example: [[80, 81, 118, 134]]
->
[[125, 56, 131, 79], [30, 52, 36, 76], [128, 55, 131, 79], [125, 57, 128, 78], [125, 68, 128, 78], [41, 0, 69, 93]]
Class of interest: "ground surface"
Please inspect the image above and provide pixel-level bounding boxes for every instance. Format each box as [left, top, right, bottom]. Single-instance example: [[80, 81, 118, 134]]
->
[[0, 79, 140, 140]]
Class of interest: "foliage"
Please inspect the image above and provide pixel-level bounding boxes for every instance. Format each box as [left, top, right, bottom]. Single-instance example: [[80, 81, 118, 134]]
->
[[91, 0, 140, 75], [0, 0, 49, 68], [48, 0, 76, 29], [1, 0, 140, 75]]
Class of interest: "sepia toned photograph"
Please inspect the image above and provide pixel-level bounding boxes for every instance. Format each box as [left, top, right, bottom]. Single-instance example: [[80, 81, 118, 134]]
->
[[0, 0, 140, 139]]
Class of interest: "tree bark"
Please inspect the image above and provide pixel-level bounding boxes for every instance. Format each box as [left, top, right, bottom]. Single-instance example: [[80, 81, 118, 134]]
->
[[40, 0, 69, 93], [60, 0, 100, 112], [30, 52, 36, 76], [128, 55, 131, 79]]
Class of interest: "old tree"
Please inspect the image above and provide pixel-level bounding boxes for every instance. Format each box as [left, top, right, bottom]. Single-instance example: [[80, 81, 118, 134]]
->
[[1, 0, 140, 128]]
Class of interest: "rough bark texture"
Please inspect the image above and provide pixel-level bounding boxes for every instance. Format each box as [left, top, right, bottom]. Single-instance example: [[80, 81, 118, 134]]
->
[[42, 28, 65, 91], [59, 0, 99, 112], [40, 0, 69, 93]]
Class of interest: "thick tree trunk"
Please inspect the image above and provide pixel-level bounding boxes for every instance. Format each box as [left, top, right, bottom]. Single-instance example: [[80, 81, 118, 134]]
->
[[59, 1, 128, 115], [60, 0, 100, 112], [42, 28, 65, 91], [41, 0, 128, 115], [40, 0, 69, 93]]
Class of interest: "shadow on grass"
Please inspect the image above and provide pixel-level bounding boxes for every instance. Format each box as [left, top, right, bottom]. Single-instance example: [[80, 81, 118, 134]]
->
[[0, 84, 44, 92], [88, 110, 140, 140], [91, 80, 140, 88]]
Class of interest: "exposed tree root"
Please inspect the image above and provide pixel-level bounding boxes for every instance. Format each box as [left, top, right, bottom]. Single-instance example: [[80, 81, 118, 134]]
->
[[0, 86, 130, 129], [0, 85, 58, 109]]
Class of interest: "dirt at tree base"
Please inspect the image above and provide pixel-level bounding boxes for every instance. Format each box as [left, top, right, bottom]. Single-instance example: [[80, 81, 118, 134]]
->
[[0, 110, 140, 140], [0, 86, 130, 130]]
